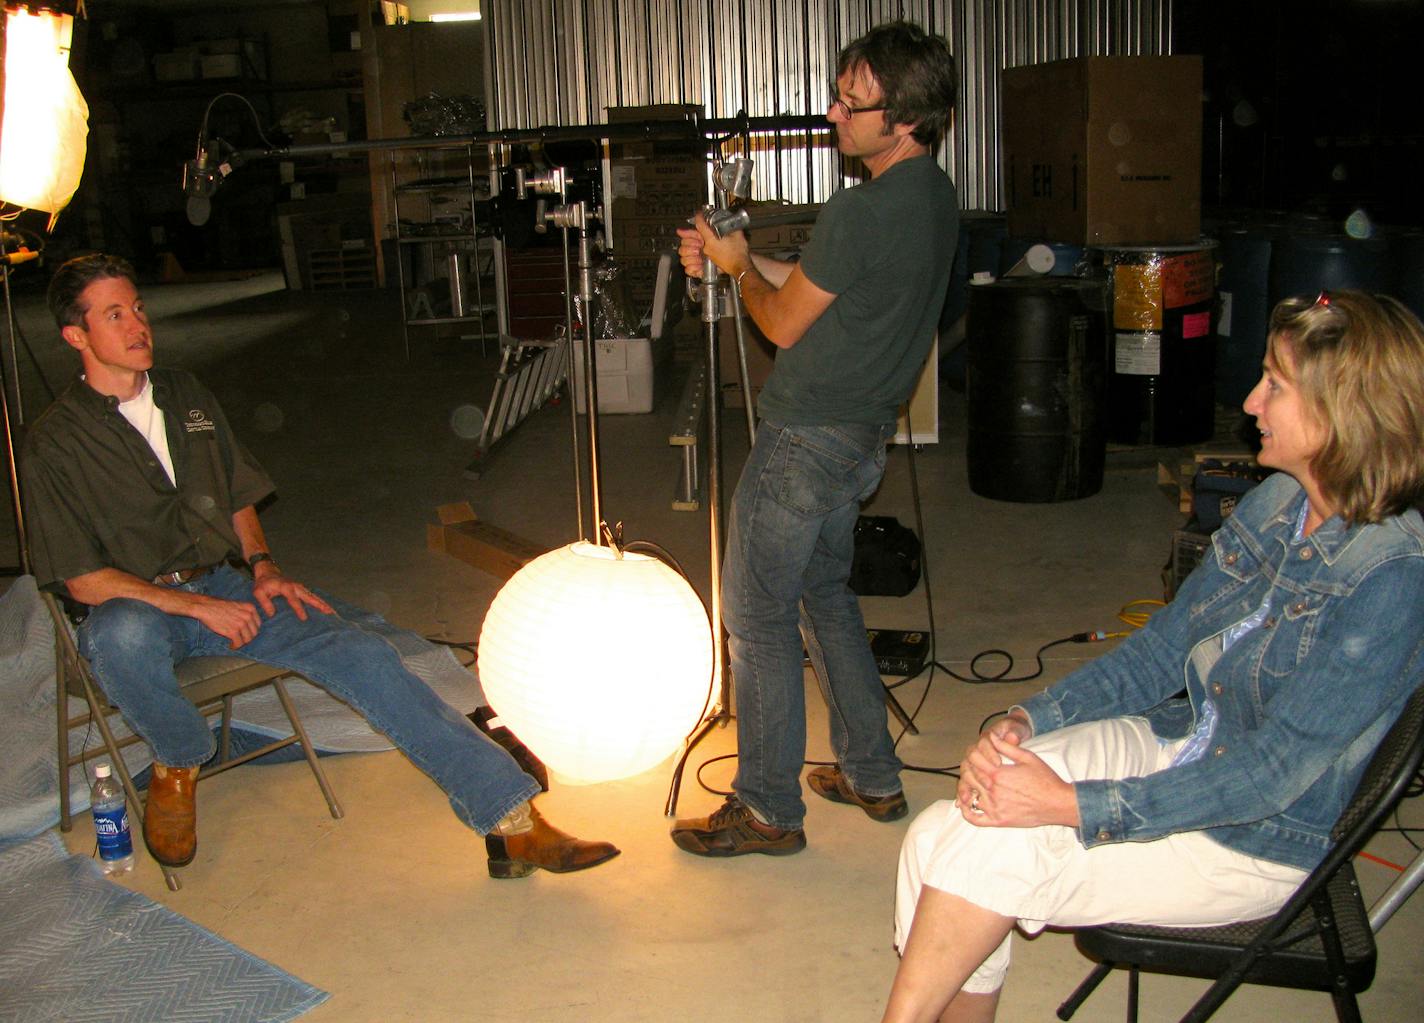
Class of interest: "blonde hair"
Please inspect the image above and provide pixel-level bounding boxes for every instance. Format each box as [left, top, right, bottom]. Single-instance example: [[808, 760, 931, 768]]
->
[[1267, 291, 1424, 524]]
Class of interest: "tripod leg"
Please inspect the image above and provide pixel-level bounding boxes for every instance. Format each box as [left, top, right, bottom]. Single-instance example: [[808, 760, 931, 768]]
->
[[884, 684, 919, 734], [665, 256, 732, 818]]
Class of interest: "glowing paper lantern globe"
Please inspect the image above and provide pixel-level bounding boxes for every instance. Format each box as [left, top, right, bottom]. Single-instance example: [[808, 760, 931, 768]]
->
[[477, 541, 712, 784]]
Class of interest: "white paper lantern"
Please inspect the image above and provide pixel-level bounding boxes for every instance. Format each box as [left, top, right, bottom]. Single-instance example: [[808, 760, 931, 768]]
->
[[477, 541, 712, 784]]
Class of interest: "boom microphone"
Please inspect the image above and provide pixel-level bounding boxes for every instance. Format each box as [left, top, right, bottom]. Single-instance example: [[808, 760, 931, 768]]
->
[[182, 136, 241, 226]]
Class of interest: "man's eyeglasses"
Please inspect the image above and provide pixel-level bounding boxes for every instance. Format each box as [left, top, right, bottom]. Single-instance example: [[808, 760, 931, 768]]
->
[[828, 82, 887, 118]]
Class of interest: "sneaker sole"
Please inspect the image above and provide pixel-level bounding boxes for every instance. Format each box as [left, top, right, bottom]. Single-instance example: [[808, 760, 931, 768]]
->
[[670, 832, 807, 857]]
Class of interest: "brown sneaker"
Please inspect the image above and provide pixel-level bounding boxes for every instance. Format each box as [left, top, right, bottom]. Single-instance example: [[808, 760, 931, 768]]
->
[[806, 765, 907, 822], [143, 764, 200, 867], [670, 796, 806, 857], [485, 804, 620, 879]]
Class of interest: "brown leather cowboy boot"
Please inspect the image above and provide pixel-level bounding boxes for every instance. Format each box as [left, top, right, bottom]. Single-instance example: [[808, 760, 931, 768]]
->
[[143, 764, 199, 867], [485, 803, 619, 879]]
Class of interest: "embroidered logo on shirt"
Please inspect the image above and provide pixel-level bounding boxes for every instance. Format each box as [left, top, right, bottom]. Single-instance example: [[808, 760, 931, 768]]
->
[[184, 408, 216, 433]]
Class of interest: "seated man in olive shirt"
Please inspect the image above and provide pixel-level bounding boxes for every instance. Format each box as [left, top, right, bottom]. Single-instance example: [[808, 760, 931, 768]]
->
[[23, 253, 617, 879]]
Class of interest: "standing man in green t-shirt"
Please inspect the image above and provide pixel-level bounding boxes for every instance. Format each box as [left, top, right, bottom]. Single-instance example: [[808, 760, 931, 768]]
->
[[671, 22, 960, 857]]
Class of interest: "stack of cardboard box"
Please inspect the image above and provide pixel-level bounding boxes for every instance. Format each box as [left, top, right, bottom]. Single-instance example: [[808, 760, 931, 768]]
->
[[1002, 55, 1202, 246], [606, 105, 706, 311]]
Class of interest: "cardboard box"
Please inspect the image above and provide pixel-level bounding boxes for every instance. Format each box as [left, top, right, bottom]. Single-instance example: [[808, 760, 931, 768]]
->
[[608, 157, 705, 205], [612, 217, 684, 256], [742, 202, 819, 253], [608, 156, 705, 253], [618, 255, 663, 307], [1002, 56, 1202, 245], [427, 503, 548, 581]]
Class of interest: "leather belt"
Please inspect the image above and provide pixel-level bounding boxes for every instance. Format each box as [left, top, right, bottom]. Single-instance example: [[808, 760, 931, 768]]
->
[[153, 564, 218, 586]]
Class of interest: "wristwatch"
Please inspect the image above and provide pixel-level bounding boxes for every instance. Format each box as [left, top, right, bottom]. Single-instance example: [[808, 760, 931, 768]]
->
[[247, 552, 276, 572]]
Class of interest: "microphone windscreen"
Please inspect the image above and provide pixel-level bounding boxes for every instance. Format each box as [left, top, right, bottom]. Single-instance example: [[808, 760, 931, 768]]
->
[[186, 196, 211, 227]]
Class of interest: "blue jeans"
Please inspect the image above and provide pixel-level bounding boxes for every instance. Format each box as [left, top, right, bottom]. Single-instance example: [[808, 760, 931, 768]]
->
[[77, 566, 539, 835], [725, 419, 903, 830]]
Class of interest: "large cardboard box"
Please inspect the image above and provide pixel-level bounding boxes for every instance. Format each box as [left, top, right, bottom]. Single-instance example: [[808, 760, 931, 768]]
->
[[1003, 56, 1202, 245], [742, 202, 819, 254], [608, 156, 706, 227]]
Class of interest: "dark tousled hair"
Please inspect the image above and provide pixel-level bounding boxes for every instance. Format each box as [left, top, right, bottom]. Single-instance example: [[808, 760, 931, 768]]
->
[[47, 253, 138, 330], [837, 21, 958, 148]]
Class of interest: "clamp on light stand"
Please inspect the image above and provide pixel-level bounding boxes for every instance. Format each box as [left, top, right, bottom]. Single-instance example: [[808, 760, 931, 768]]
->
[[520, 165, 607, 545], [704, 203, 819, 239]]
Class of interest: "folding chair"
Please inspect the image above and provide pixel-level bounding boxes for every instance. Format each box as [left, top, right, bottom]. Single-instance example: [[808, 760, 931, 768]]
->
[[48, 591, 344, 891], [1056, 679, 1424, 1023]]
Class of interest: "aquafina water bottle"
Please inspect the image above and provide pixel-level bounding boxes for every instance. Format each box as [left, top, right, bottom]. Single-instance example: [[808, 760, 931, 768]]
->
[[90, 763, 134, 875]]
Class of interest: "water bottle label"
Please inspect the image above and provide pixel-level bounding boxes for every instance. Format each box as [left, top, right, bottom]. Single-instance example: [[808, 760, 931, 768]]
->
[[93, 806, 133, 860]]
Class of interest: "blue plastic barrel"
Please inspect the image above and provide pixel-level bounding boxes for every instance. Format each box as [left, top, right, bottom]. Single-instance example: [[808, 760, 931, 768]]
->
[[1215, 226, 1274, 408], [1388, 230, 1424, 322], [999, 239, 1086, 277], [1267, 232, 1390, 310]]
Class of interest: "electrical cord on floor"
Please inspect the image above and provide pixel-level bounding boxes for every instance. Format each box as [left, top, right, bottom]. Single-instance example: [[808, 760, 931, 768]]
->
[[876, 441, 1167, 775], [691, 436, 1169, 793], [694, 752, 739, 797]]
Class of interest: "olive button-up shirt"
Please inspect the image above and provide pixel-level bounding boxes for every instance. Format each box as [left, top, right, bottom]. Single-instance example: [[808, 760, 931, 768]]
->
[[20, 367, 275, 591]]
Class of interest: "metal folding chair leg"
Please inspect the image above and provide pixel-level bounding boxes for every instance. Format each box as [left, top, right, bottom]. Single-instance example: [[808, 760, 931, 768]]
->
[[1056, 961, 1113, 1020], [269, 678, 343, 819], [69, 664, 183, 891]]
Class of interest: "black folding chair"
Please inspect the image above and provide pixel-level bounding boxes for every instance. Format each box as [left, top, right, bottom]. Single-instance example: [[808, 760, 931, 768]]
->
[[1057, 680, 1424, 1023]]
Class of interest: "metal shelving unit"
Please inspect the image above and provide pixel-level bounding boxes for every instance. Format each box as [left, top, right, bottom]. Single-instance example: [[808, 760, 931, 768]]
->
[[388, 143, 496, 358]]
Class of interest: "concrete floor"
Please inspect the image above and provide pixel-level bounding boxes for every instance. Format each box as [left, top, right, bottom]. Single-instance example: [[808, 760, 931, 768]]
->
[[8, 272, 1421, 1020]]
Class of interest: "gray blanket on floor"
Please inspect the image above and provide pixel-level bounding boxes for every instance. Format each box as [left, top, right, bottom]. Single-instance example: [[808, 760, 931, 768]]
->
[[0, 576, 484, 841], [0, 831, 328, 1023]]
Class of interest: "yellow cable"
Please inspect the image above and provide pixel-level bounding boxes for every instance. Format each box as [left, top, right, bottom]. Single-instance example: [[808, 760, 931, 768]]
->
[[1117, 598, 1166, 631]]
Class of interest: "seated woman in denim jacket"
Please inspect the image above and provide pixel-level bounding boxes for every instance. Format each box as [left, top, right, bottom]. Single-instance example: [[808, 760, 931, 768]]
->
[[882, 291, 1424, 1023]]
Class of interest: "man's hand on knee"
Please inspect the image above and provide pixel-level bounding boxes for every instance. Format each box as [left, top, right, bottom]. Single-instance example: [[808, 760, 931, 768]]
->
[[187, 594, 264, 649], [251, 571, 334, 622]]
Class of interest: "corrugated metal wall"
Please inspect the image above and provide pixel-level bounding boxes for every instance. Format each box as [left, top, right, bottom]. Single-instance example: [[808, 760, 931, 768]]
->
[[484, 0, 1173, 209]]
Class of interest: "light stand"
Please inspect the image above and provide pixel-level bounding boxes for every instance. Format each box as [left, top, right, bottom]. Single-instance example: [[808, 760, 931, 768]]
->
[[0, 249, 34, 577], [664, 158, 765, 815], [518, 166, 594, 540]]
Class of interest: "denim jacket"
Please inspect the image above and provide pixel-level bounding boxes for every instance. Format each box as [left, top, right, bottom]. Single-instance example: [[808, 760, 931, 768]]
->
[[1020, 473, 1424, 871]]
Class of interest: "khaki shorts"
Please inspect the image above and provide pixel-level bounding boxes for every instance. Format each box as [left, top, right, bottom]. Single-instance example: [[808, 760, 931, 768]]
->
[[894, 717, 1306, 994]]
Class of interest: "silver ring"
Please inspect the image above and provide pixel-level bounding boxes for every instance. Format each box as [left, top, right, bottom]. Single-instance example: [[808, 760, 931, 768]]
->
[[970, 789, 985, 815]]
